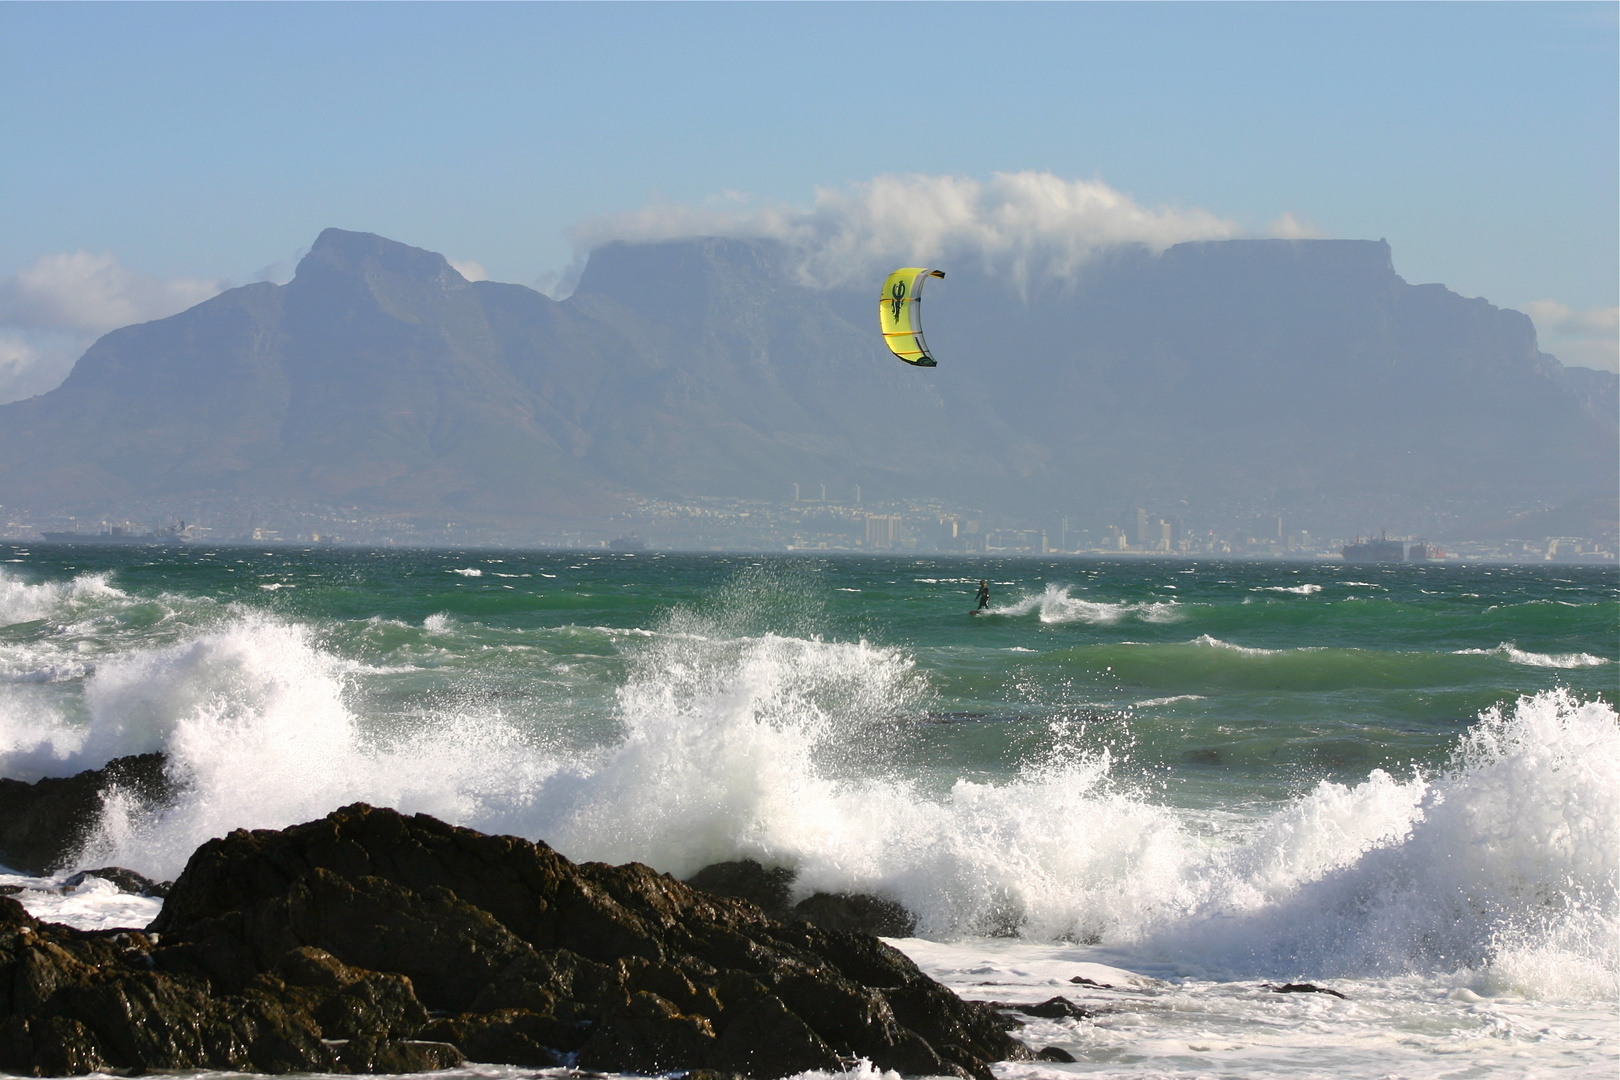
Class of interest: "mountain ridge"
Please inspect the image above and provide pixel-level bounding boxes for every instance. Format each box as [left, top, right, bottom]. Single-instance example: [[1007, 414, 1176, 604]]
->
[[0, 228, 1611, 542]]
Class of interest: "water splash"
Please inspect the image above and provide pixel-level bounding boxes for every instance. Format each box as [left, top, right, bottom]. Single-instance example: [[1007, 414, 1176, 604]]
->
[[993, 583, 1182, 624]]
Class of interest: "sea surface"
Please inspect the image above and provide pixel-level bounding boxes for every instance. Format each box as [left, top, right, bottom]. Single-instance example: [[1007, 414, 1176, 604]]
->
[[1, 545, 1615, 1079]]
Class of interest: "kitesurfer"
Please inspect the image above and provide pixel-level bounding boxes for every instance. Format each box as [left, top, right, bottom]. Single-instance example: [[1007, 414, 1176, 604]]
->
[[976, 580, 990, 611]]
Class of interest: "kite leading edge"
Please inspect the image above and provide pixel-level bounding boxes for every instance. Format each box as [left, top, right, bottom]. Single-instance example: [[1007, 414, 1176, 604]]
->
[[879, 268, 946, 367]]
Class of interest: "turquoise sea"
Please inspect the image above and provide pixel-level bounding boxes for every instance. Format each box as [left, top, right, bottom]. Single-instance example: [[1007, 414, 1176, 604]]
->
[[1, 545, 1615, 1078]]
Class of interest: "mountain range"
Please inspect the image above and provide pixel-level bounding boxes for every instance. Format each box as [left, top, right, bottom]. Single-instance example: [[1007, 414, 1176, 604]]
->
[[0, 228, 1612, 542]]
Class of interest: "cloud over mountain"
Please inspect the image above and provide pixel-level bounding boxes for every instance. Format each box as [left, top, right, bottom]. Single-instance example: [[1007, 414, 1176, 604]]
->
[[570, 171, 1239, 291], [0, 251, 226, 403], [1521, 301, 1619, 372]]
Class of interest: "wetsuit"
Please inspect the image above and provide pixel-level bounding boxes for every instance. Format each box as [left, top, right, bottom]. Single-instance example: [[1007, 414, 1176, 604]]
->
[[976, 582, 990, 610]]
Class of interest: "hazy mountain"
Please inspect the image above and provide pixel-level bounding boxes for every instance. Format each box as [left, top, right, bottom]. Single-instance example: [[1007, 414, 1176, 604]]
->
[[0, 228, 1611, 540]]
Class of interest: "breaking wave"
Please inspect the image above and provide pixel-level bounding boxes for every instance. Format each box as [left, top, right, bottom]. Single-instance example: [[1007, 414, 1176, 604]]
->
[[991, 583, 1182, 624], [1454, 642, 1610, 669]]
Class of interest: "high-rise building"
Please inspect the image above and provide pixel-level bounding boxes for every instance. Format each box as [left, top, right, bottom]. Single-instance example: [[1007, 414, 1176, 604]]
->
[[865, 514, 901, 549]]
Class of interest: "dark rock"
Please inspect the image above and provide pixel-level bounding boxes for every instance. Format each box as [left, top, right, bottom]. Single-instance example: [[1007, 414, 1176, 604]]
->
[[420, 1009, 579, 1066], [686, 861, 796, 915], [0, 797, 1035, 1078], [333, 1036, 463, 1073], [792, 892, 917, 938], [62, 867, 171, 898], [1265, 982, 1347, 1000], [1036, 1045, 1077, 1062], [686, 859, 919, 938], [989, 996, 1091, 1020], [0, 898, 339, 1074], [0, 754, 171, 875], [1068, 975, 1113, 988], [0, 1015, 112, 1076], [56, 803, 1025, 1079]]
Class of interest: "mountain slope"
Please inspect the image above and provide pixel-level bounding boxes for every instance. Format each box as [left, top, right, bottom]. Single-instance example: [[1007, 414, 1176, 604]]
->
[[0, 229, 1611, 538]]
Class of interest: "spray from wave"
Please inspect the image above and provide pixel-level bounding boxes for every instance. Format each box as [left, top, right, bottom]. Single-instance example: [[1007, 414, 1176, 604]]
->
[[992, 583, 1182, 625]]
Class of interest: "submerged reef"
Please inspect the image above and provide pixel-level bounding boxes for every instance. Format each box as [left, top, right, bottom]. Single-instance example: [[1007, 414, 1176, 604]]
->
[[0, 802, 1028, 1077]]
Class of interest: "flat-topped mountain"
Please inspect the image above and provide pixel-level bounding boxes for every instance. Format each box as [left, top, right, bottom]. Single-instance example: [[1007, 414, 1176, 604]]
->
[[0, 229, 1611, 539]]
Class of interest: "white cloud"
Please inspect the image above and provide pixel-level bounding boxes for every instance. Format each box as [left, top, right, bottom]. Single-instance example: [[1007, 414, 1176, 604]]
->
[[0, 330, 83, 404], [0, 251, 226, 403], [570, 171, 1241, 290], [1266, 212, 1324, 239], [449, 258, 488, 282], [1521, 301, 1619, 373], [0, 251, 224, 337]]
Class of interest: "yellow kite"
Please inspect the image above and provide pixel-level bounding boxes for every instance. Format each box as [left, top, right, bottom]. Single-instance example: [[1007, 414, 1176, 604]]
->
[[879, 268, 945, 367]]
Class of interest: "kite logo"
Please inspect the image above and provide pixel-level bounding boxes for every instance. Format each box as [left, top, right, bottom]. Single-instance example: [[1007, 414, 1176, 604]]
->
[[890, 281, 906, 322]]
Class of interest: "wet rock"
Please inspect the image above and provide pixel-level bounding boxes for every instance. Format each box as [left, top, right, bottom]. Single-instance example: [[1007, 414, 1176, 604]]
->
[[62, 867, 171, 898], [1068, 975, 1113, 988], [1036, 1045, 1077, 1062], [0, 898, 338, 1075], [2, 805, 1030, 1076], [989, 996, 1091, 1020], [149, 803, 1028, 1078], [420, 1009, 579, 1066], [1265, 982, 1347, 999], [0, 1015, 111, 1077], [791, 892, 917, 938], [271, 946, 430, 1040], [686, 861, 796, 915], [686, 859, 918, 937], [0, 754, 171, 875], [333, 1036, 463, 1073]]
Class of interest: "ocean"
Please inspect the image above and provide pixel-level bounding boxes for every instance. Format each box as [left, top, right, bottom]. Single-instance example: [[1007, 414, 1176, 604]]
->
[[1, 544, 1615, 1079]]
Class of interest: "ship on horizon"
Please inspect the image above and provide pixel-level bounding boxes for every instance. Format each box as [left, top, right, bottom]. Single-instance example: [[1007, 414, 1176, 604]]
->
[[38, 521, 194, 545], [1342, 531, 1436, 562]]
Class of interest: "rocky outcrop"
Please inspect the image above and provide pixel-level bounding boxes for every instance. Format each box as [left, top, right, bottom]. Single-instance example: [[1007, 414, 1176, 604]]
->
[[1, 803, 1029, 1077], [0, 754, 170, 875], [685, 860, 917, 937]]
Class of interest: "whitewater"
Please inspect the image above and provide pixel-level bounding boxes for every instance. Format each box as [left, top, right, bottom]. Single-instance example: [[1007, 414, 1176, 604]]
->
[[0, 546, 1614, 1078]]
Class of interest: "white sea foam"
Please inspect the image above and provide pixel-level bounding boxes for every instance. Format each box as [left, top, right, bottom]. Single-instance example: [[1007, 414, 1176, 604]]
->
[[1254, 583, 1323, 595], [0, 568, 124, 627], [1, 869, 163, 931], [1454, 642, 1610, 668], [1141, 689, 1619, 997], [992, 584, 1182, 625], [1189, 634, 1284, 657]]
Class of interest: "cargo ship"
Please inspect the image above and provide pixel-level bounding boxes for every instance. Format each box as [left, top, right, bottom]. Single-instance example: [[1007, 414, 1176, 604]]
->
[[38, 521, 193, 544], [1341, 531, 1407, 562]]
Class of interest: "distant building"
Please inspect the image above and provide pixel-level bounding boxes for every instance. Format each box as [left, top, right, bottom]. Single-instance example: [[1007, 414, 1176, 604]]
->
[[865, 514, 901, 549]]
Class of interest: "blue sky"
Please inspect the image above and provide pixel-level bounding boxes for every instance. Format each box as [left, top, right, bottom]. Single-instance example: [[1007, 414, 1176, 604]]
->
[[1, 2, 1615, 397]]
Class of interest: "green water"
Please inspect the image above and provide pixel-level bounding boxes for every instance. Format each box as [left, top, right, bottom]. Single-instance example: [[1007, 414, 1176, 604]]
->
[[4, 544, 1612, 807]]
